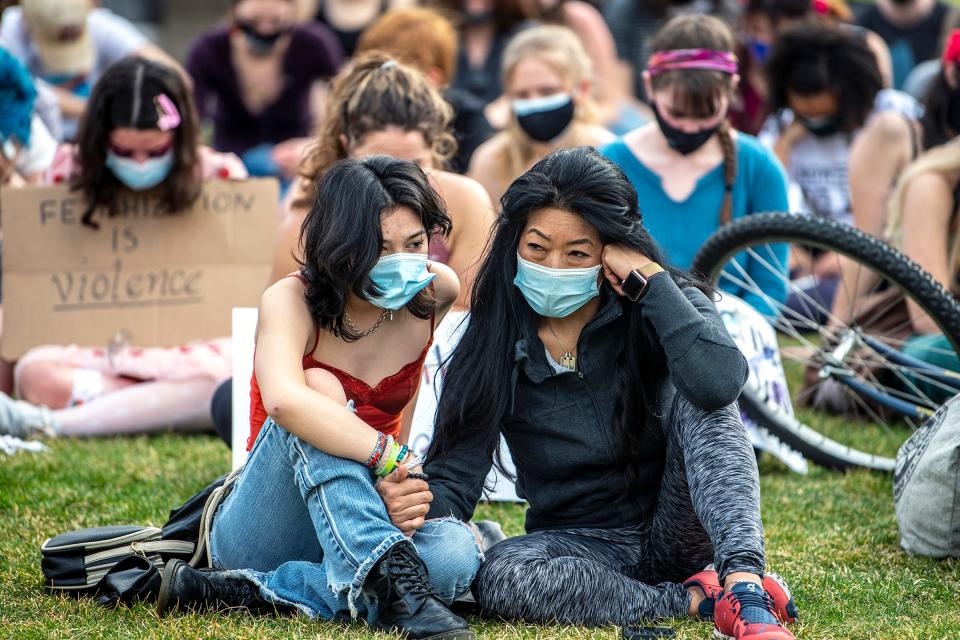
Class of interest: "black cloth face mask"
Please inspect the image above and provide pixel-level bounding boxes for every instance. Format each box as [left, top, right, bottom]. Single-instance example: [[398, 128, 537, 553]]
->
[[513, 94, 576, 143], [237, 21, 289, 56], [799, 114, 843, 138], [652, 103, 721, 155]]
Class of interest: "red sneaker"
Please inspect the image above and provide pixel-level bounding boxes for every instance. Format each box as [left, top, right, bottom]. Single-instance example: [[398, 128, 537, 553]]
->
[[762, 572, 798, 624], [683, 569, 723, 619], [684, 569, 798, 625], [714, 582, 795, 640]]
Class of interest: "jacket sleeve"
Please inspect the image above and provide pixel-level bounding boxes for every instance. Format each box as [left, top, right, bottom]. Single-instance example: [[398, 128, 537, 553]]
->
[[638, 274, 748, 410], [422, 424, 496, 522]]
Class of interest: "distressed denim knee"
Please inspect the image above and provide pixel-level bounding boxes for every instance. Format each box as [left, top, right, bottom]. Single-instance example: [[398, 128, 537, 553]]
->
[[413, 518, 485, 604]]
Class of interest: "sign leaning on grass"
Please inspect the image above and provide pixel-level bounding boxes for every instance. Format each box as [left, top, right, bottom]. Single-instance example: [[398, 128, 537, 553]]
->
[[1, 179, 278, 360]]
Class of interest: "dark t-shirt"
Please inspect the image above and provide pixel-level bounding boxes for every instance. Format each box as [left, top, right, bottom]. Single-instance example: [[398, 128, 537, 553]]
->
[[857, 2, 950, 90], [444, 87, 493, 173], [187, 25, 343, 155], [453, 34, 508, 107], [314, 0, 389, 57]]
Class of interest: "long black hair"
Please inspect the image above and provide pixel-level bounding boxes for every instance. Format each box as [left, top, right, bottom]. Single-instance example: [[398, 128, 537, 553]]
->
[[73, 57, 202, 228], [766, 22, 883, 134], [921, 66, 960, 150], [298, 155, 452, 342], [428, 146, 707, 494]]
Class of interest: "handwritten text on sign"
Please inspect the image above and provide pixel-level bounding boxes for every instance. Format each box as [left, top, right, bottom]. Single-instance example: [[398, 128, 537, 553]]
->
[[2, 179, 278, 359]]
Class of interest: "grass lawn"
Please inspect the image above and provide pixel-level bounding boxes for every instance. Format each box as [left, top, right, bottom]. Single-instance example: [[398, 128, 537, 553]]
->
[[1, 433, 958, 639]]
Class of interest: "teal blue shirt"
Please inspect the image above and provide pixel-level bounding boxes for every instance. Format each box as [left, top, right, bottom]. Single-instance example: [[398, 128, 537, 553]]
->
[[601, 133, 789, 317]]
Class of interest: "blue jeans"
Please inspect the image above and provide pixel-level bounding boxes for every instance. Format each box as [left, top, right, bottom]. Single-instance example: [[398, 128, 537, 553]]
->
[[209, 418, 483, 622]]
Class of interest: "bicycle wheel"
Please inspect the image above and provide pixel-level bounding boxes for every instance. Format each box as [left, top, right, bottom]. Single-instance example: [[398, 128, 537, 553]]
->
[[691, 213, 960, 471]]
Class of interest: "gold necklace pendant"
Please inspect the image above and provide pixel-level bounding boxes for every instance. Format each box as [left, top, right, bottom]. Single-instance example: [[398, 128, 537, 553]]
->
[[559, 352, 577, 370], [545, 319, 578, 371]]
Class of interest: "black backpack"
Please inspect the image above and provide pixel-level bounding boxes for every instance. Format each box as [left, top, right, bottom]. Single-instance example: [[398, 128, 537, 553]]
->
[[40, 468, 240, 606]]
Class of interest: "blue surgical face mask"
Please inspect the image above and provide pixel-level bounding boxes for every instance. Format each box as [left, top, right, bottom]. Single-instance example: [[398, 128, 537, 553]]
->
[[366, 252, 436, 310], [513, 254, 602, 318], [105, 150, 174, 191]]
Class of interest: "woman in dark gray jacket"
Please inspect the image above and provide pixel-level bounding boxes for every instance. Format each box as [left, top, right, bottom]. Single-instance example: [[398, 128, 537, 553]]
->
[[379, 146, 799, 640]]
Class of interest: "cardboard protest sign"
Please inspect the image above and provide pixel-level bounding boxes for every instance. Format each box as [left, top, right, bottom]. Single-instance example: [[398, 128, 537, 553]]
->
[[1, 178, 278, 359]]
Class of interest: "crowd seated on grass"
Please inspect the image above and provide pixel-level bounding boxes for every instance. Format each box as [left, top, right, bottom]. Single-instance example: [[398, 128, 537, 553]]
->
[[3, 0, 960, 638]]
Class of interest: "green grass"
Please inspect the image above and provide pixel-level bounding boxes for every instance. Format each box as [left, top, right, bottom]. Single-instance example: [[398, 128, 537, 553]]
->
[[1, 435, 959, 639]]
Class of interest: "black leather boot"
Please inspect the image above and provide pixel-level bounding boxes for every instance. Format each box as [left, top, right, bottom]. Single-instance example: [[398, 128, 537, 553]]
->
[[366, 543, 474, 640], [157, 559, 282, 615]]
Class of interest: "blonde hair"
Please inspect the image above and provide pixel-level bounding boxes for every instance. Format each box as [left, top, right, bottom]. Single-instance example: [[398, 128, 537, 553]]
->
[[886, 139, 960, 282], [499, 25, 599, 182]]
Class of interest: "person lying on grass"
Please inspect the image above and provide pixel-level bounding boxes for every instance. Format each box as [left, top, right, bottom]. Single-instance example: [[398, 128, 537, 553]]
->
[[381, 146, 800, 640], [0, 56, 247, 439], [156, 156, 480, 640]]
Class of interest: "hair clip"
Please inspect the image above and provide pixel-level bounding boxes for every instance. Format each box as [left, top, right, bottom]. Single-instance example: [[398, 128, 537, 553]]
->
[[380, 60, 398, 71], [154, 94, 181, 132]]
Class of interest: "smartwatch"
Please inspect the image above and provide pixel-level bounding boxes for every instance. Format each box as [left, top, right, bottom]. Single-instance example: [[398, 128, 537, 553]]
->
[[621, 262, 665, 302]]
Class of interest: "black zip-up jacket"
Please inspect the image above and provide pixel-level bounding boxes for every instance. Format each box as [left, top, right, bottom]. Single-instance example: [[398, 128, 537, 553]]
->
[[423, 274, 749, 532]]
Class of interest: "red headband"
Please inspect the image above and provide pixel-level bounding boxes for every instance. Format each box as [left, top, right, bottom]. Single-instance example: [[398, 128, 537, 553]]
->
[[944, 29, 960, 66], [647, 49, 738, 76]]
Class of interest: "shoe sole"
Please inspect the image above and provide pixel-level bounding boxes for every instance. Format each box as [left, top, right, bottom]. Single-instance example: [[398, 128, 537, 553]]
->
[[712, 627, 793, 640], [157, 558, 186, 615], [419, 631, 475, 640]]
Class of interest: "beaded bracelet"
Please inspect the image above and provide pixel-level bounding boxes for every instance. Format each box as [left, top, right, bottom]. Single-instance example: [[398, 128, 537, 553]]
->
[[395, 444, 409, 466], [374, 436, 396, 477], [365, 432, 387, 469]]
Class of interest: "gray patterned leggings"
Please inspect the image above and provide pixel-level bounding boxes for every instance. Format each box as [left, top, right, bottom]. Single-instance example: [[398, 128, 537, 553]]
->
[[472, 400, 765, 626]]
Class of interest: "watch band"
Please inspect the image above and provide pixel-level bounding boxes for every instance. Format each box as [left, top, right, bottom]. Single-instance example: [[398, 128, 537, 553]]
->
[[622, 263, 664, 302], [637, 262, 665, 278]]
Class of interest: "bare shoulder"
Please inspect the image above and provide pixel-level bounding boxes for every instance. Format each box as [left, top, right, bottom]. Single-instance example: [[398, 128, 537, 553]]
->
[[562, 1, 606, 34], [260, 275, 308, 316], [469, 133, 510, 170], [432, 170, 494, 213], [467, 133, 511, 201], [905, 170, 954, 203], [862, 110, 912, 143]]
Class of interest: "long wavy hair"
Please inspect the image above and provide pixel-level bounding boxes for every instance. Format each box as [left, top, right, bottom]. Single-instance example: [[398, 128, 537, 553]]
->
[[295, 52, 456, 209], [428, 146, 707, 494], [72, 57, 202, 229], [298, 155, 452, 341]]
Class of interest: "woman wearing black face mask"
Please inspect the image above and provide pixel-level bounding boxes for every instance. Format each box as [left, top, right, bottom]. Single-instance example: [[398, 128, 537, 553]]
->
[[762, 22, 920, 235], [467, 25, 614, 202], [759, 21, 921, 325], [602, 15, 789, 318], [186, 0, 343, 185]]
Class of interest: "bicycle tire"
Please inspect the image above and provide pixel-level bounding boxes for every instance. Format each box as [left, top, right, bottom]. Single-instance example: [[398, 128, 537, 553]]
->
[[691, 212, 960, 471]]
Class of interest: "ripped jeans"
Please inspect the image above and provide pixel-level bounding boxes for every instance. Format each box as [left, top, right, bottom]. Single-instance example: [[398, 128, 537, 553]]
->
[[209, 418, 483, 622]]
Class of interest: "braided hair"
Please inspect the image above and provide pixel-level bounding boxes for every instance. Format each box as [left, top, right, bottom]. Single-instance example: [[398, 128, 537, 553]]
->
[[648, 15, 739, 225]]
